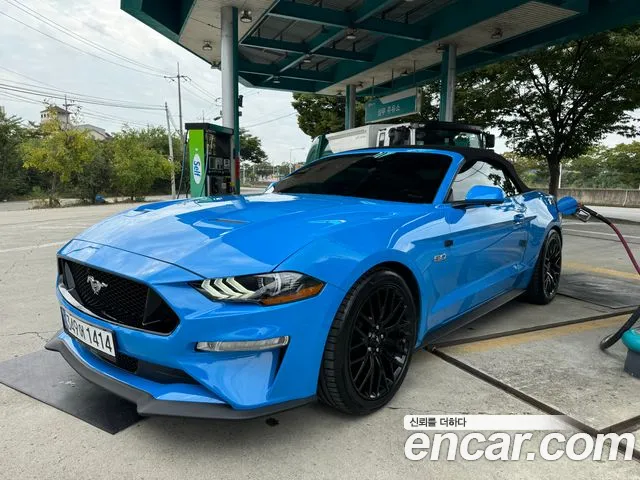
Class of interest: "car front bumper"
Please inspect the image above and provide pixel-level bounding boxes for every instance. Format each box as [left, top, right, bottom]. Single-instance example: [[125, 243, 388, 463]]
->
[[45, 333, 314, 419], [50, 239, 346, 418]]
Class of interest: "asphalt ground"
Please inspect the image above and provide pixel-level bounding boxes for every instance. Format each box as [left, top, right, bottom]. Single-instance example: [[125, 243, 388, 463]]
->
[[0, 203, 639, 479]]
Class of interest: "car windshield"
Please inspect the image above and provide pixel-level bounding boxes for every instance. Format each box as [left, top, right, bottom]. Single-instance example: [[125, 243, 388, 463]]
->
[[273, 151, 451, 204]]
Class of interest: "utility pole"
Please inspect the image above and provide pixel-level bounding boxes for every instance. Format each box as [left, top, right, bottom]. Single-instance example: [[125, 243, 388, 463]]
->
[[62, 94, 74, 130], [165, 102, 176, 199], [177, 62, 184, 141], [164, 62, 187, 142]]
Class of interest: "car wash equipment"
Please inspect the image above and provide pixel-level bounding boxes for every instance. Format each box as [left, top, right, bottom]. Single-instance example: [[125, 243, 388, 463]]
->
[[557, 196, 640, 378]]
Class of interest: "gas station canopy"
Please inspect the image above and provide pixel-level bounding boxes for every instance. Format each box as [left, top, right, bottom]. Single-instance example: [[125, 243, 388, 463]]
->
[[123, 0, 640, 97]]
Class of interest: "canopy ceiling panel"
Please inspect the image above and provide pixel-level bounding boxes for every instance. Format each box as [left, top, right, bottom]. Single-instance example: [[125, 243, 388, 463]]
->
[[121, 0, 640, 96]]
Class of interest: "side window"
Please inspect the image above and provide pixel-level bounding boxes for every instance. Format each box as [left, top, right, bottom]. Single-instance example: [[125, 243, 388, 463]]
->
[[449, 160, 521, 201], [378, 131, 385, 147]]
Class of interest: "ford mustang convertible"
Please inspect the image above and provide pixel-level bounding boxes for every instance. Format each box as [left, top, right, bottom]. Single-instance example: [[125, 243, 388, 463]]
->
[[47, 147, 563, 418]]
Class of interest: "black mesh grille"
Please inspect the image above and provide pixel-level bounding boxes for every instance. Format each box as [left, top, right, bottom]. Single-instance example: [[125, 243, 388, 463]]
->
[[62, 260, 179, 334], [93, 349, 197, 384]]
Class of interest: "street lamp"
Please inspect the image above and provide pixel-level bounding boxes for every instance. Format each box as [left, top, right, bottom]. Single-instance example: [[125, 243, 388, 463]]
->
[[289, 146, 306, 167]]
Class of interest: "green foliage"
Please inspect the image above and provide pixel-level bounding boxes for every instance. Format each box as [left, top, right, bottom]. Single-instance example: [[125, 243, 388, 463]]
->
[[0, 110, 29, 200], [291, 72, 502, 140], [503, 152, 549, 188], [111, 127, 172, 200], [240, 128, 267, 163], [292, 93, 366, 138], [599, 142, 640, 189], [565, 142, 640, 189], [292, 27, 640, 197], [459, 26, 640, 195], [21, 108, 97, 205], [73, 141, 114, 202]]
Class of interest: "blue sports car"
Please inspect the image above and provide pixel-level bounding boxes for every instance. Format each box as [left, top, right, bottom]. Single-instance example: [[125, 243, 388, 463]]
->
[[47, 147, 563, 418]]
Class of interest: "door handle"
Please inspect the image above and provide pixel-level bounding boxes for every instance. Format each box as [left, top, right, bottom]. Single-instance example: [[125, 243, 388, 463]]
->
[[513, 213, 525, 225]]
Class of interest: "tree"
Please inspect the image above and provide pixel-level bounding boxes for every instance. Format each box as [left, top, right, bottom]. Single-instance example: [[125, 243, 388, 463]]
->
[[111, 127, 172, 200], [0, 110, 28, 200], [240, 128, 267, 163], [461, 26, 640, 196], [73, 141, 114, 203], [503, 152, 548, 188], [291, 74, 498, 140], [21, 108, 97, 206], [291, 27, 640, 197], [292, 93, 368, 138], [599, 142, 640, 189]]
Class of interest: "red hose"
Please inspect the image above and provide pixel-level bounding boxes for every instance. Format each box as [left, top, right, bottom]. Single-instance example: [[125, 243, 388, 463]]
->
[[580, 205, 640, 276], [606, 220, 640, 276], [578, 205, 640, 350]]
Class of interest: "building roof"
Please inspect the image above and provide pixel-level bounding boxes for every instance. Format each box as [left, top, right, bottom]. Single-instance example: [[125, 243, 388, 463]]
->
[[77, 124, 112, 139], [121, 0, 640, 97], [41, 106, 70, 115]]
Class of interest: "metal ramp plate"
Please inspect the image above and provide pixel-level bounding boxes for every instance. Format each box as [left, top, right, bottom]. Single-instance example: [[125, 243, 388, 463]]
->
[[559, 273, 640, 309], [0, 349, 141, 434]]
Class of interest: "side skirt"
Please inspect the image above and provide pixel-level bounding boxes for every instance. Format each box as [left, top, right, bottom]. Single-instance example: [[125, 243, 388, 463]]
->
[[420, 289, 525, 348]]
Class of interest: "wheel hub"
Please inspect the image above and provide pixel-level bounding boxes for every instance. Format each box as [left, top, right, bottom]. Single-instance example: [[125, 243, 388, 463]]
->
[[348, 285, 413, 401]]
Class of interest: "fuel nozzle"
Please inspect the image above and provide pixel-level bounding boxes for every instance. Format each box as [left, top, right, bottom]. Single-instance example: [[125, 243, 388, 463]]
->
[[574, 206, 592, 223]]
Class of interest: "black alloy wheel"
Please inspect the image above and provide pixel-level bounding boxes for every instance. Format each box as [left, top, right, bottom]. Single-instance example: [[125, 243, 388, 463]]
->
[[543, 233, 562, 297], [525, 229, 562, 305], [318, 269, 417, 414]]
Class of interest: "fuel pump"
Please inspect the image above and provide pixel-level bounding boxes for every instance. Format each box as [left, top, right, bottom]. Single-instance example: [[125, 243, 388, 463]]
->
[[185, 123, 234, 197]]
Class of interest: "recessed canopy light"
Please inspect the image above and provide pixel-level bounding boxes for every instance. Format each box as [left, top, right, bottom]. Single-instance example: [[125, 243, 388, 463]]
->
[[240, 10, 253, 23], [302, 54, 312, 64], [202, 41, 213, 52], [273, 76, 281, 84], [346, 29, 357, 41]]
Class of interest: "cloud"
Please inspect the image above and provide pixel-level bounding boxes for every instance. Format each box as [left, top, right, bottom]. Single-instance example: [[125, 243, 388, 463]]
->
[[0, 0, 312, 164]]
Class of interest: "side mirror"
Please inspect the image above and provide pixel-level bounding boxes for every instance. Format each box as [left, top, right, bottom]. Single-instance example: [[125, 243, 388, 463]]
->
[[485, 134, 496, 149], [452, 185, 505, 208], [264, 182, 277, 194]]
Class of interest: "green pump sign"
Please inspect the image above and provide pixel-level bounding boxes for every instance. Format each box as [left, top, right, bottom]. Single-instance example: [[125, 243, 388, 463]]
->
[[188, 128, 205, 197], [365, 88, 422, 124]]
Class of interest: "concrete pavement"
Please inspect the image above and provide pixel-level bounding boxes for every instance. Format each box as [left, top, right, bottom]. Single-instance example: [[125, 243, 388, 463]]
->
[[0, 188, 265, 212], [574, 205, 640, 224]]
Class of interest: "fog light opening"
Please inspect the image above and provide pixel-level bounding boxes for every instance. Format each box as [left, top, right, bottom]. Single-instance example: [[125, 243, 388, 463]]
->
[[196, 336, 290, 352]]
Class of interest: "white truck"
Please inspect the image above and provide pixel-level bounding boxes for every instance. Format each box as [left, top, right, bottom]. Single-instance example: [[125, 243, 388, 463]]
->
[[305, 121, 495, 164]]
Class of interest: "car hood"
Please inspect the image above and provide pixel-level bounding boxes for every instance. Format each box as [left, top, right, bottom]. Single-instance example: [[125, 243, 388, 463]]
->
[[76, 194, 425, 279]]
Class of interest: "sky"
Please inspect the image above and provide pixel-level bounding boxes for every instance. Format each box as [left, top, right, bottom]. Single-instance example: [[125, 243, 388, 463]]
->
[[0, 0, 634, 164], [0, 0, 313, 165]]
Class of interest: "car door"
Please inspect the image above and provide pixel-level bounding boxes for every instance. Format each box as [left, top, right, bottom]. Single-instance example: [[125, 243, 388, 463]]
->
[[433, 158, 528, 323]]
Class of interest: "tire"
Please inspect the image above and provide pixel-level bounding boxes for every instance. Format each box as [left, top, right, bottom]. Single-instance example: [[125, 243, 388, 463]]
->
[[525, 229, 562, 305], [317, 268, 418, 415]]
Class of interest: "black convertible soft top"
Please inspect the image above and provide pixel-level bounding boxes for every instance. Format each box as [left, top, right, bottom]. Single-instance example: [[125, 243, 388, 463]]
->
[[352, 146, 530, 194]]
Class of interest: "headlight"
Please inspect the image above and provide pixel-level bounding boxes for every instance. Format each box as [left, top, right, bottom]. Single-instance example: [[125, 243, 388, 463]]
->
[[194, 272, 324, 306]]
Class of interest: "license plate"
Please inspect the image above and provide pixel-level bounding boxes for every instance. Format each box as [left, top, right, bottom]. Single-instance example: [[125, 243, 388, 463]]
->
[[61, 308, 116, 358]]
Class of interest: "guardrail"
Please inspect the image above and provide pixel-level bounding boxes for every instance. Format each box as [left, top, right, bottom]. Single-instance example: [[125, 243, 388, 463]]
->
[[555, 188, 640, 207]]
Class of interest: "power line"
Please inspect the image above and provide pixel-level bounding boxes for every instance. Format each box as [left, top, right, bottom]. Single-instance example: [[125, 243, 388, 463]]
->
[[187, 79, 221, 103], [0, 79, 165, 109], [243, 112, 296, 128], [0, 65, 62, 91], [181, 84, 219, 106], [4, 0, 170, 76], [0, 82, 166, 110], [0, 91, 44, 106], [0, 10, 166, 78], [0, 90, 164, 129]]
